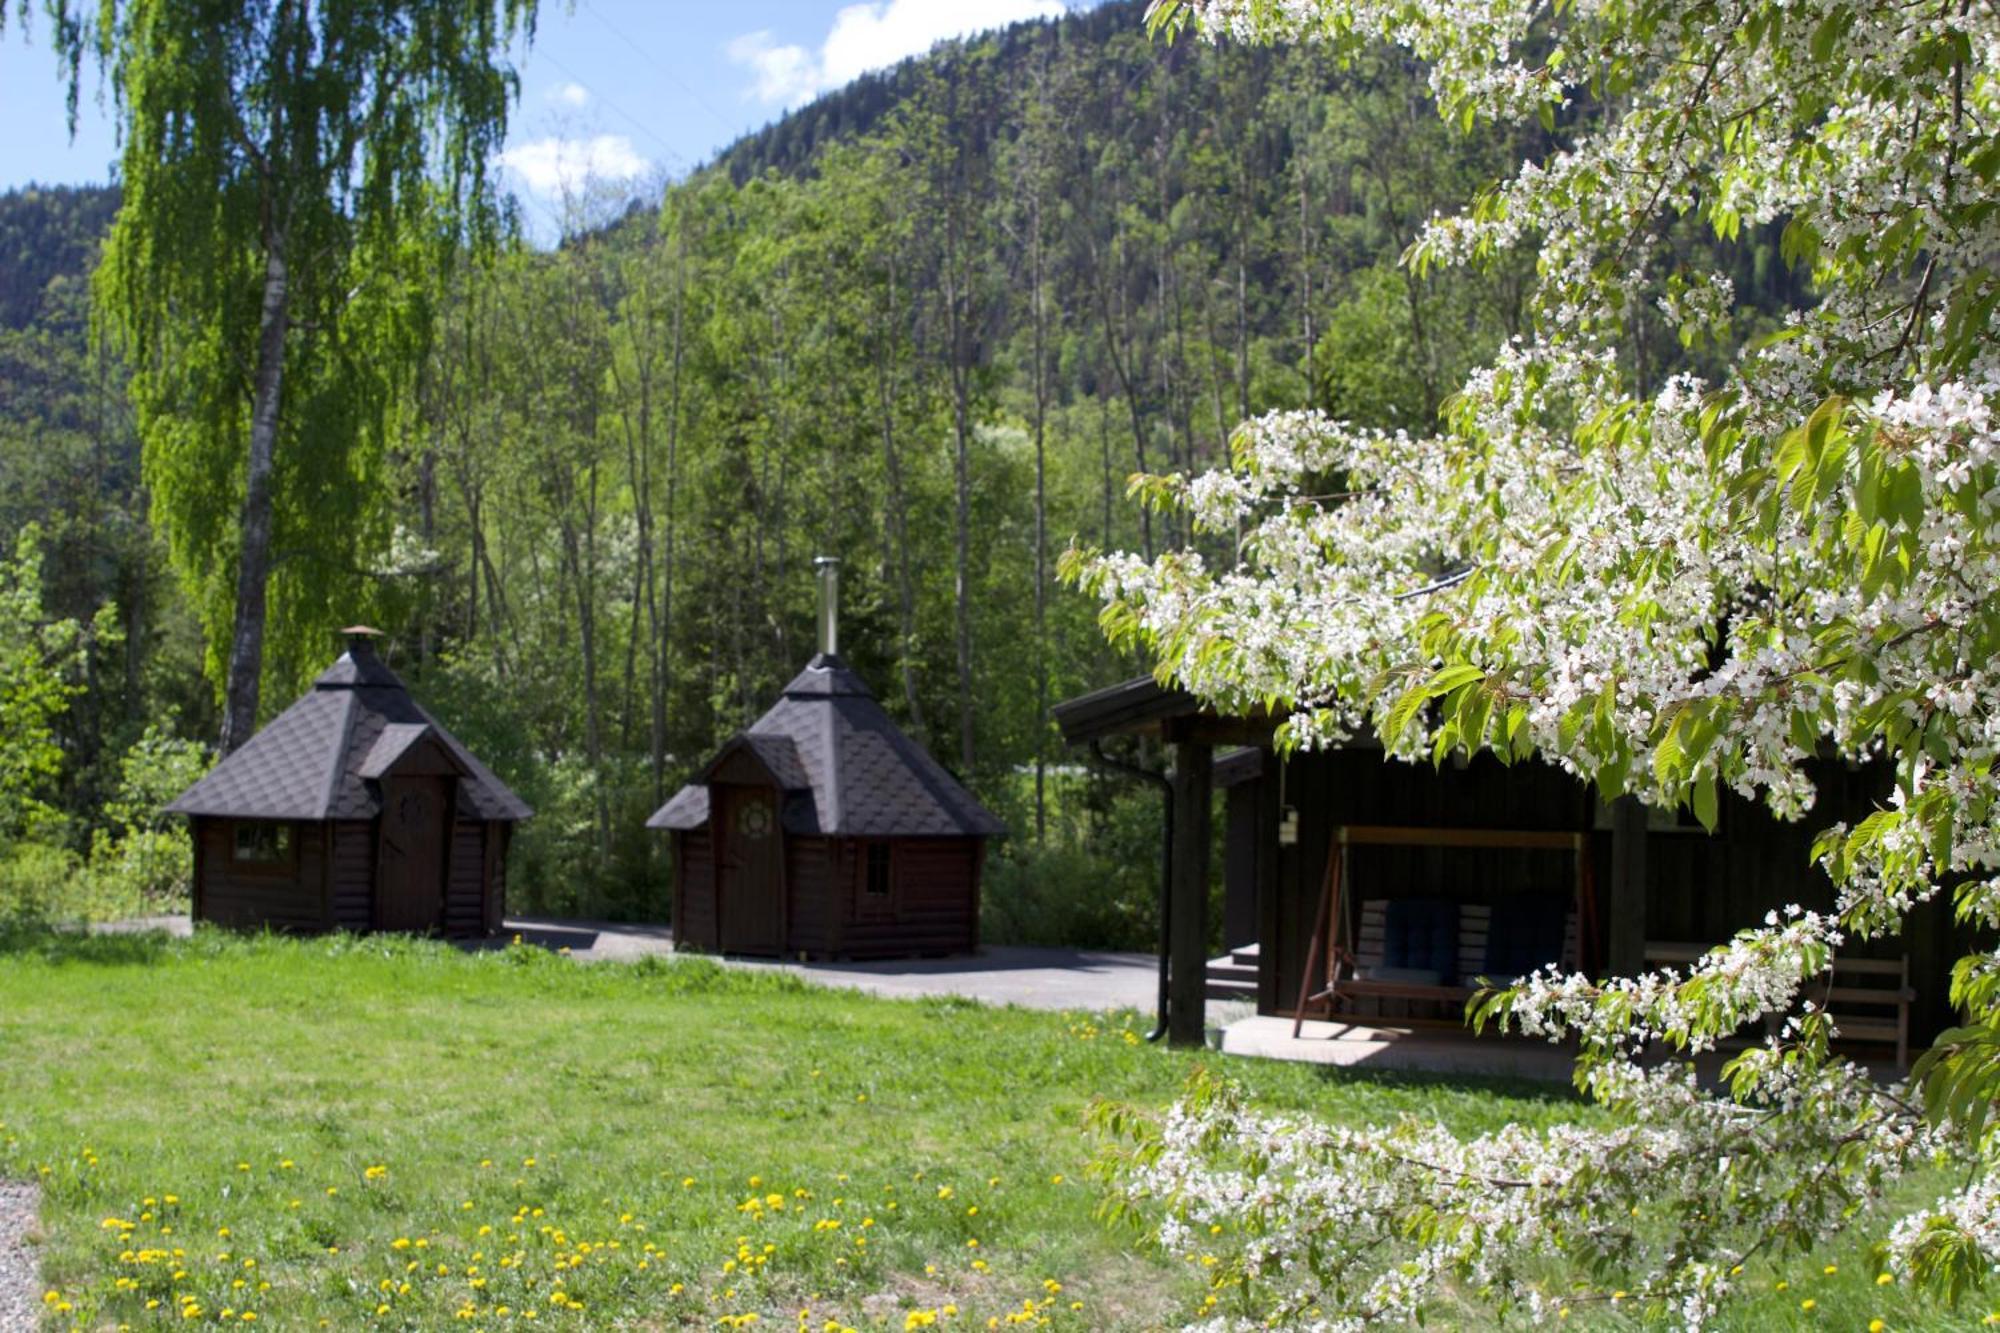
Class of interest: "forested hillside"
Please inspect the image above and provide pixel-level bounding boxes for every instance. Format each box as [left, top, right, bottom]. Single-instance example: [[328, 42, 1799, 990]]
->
[[0, 0, 1807, 927]]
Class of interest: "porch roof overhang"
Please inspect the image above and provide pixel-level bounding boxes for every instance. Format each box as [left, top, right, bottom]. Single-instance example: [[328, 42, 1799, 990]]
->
[[1051, 676, 1282, 747]]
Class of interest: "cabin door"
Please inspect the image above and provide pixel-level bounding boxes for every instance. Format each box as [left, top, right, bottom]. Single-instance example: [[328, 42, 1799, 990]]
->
[[377, 776, 452, 932], [716, 783, 784, 955]]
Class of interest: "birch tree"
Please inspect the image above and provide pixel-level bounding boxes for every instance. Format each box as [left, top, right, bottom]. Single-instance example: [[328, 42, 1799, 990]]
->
[[31, 0, 536, 750]]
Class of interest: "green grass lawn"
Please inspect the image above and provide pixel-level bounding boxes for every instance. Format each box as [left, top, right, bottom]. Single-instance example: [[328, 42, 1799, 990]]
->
[[0, 926, 1977, 1330]]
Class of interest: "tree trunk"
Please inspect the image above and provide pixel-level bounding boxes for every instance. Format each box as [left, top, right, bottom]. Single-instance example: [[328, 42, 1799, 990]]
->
[[220, 237, 291, 754], [1030, 189, 1049, 846], [654, 219, 689, 801], [1297, 161, 1316, 410], [1098, 400, 1114, 550], [876, 259, 926, 732], [943, 211, 976, 775], [1088, 233, 1152, 561], [464, 485, 482, 641], [418, 438, 437, 673], [611, 270, 653, 756]]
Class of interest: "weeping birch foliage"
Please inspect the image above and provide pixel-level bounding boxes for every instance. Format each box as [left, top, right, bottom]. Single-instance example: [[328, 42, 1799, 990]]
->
[[16, 0, 536, 750]]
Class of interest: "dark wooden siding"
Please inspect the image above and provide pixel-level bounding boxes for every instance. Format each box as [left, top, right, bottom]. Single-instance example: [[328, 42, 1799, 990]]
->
[[676, 830, 717, 950], [486, 824, 509, 933], [330, 821, 374, 932], [1223, 780, 1261, 949], [785, 837, 838, 955], [194, 818, 328, 932], [1641, 762, 1883, 941], [840, 838, 979, 958], [445, 821, 487, 937]]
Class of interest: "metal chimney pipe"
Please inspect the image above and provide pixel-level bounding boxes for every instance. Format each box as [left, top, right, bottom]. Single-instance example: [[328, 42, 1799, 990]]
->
[[813, 556, 840, 657]]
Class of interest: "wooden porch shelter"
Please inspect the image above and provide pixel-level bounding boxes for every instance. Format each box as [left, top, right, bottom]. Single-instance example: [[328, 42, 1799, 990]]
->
[[1056, 674, 1960, 1064]]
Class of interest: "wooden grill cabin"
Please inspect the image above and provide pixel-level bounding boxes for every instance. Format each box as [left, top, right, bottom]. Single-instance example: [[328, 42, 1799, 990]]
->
[[1056, 676, 1962, 1059], [166, 628, 531, 936], [648, 559, 1004, 958]]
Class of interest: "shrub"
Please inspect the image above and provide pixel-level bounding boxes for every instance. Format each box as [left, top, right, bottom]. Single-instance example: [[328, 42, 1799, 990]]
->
[[981, 841, 1157, 952], [85, 724, 209, 913], [0, 839, 79, 925]]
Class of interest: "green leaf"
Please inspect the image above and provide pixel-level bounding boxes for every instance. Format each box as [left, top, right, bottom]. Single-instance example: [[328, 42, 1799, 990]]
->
[[1424, 663, 1487, 696], [1691, 772, 1719, 831], [1653, 705, 1690, 787]]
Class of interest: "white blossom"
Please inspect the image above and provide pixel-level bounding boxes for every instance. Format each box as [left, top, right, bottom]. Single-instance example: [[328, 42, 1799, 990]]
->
[[1086, 0, 2000, 1324]]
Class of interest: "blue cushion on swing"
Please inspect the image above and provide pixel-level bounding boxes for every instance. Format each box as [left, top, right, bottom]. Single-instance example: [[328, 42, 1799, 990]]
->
[[1381, 896, 1458, 984], [1483, 894, 1569, 981], [1354, 964, 1449, 986]]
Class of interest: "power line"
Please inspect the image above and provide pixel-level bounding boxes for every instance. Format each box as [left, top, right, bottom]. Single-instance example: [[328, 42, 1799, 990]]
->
[[580, 0, 739, 140], [534, 45, 687, 169]]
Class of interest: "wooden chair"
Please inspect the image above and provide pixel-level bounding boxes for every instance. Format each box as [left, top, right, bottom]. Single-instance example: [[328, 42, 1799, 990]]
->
[[1643, 940, 1914, 1069]]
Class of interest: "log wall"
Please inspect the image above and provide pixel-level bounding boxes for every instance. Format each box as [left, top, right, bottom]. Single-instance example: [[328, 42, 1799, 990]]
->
[[330, 821, 374, 931], [193, 819, 328, 932]]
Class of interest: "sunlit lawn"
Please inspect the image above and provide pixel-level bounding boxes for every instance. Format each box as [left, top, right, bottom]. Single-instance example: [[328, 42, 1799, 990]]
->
[[0, 926, 1975, 1329]]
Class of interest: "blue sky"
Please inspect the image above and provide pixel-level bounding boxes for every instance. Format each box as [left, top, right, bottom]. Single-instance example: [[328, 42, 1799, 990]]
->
[[0, 0, 1089, 235]]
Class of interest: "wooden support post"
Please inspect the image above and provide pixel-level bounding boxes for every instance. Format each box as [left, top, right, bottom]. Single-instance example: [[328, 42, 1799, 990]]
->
[[1607, 796, 1648, 977], [1906, 885, 1948, 1045], [191, 818, 207, 926], [1169, 738, 1213, 1047], [1222, 781, 1259, 951], [1254, 749, 1281, 1013]]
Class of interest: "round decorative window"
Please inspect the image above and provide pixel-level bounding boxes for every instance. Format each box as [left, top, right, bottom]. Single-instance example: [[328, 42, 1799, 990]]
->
[[735, 797, 773, 840]]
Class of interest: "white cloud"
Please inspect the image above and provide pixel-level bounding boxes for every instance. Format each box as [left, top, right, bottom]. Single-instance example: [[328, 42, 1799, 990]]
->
[[496, 134, 649, 196], [546, 80, 592, 108], [729, 0, 1067, 108], [727, 30, 821, 109]]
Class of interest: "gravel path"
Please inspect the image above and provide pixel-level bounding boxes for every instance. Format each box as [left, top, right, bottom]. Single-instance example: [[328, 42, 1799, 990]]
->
[[0, 1181, 40, 1333]]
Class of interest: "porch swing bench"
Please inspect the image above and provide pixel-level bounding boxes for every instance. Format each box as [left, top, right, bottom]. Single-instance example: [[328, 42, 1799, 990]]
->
[[1291, 824, 1598, 1037]]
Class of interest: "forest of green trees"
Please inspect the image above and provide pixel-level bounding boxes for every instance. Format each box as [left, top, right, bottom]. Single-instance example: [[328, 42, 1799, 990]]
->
[[0, 0, 1801, 935]]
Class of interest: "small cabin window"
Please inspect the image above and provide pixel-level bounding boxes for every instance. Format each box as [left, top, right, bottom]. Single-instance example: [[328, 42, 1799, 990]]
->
[[232, 823, 291, 864], [865, 844, 892, 898]]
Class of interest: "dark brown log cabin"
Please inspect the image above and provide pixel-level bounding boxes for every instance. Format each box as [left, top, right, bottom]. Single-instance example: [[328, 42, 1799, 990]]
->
[[166, 629, 531, 936], [648, 649, 1004, 959]]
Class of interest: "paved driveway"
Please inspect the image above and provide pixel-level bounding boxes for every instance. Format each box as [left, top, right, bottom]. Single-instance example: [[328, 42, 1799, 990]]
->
[[82, 915, 1158, 1016], [501, 917, 1159, 1013]]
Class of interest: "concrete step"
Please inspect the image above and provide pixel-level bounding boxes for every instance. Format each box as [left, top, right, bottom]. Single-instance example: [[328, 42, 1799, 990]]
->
[[1206, 949, 1258, 1002], [1227, 941, 1259, 969]]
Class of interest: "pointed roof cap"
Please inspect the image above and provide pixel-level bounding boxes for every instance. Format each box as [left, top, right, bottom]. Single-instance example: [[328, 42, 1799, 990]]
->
[[778, 652, 873, 698], [314, 637, 406, 689], [648, 652, 1003, 838]]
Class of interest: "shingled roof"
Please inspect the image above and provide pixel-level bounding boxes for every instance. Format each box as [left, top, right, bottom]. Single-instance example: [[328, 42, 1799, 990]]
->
[[646, 653, 1004, 839], [166, 636, 531, 823]]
